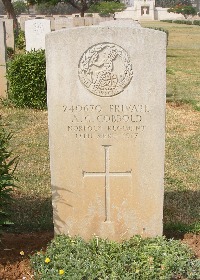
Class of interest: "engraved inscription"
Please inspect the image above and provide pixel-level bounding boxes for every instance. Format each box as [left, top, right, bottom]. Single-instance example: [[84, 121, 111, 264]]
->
[[62, 103, 149, 140], [83, 145, 132, 222], [78, 43, 133, 97], [33, 22, 44, 34]]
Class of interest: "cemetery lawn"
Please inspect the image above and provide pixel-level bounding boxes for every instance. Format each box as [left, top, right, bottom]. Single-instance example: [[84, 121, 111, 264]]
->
[[0, 22, 199, 279]]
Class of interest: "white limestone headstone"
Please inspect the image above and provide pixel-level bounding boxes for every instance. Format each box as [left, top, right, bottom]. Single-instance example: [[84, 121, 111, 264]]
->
[[73, 17, 85, 27], [19, 16, 30, 31], [1, 19, 14, 49], [54, 18, 74, 30], [25, 19, 51, 51], [46, 25, 166, 241], [99, 19, 141, 28], [0, 21, 7, 98]]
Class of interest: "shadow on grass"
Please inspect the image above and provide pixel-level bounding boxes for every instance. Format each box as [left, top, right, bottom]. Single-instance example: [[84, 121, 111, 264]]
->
[[164, 190, 200, 238], [4, 190, 200, 238], [4, 195, 54, 233]]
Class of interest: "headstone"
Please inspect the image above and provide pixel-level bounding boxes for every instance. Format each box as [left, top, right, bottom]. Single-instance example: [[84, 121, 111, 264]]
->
[[73, 17, 85, 27], [25, 19, 51, 51], [99, 19, 141, 28], [46, 25, 166, 241], [19, 15, 30, 31], [1, 19, 14, 49], [54, 18, 74, 30], [84, 17, 94, 26], [0, 21, 7, 98], [45, 15, 55, 31]]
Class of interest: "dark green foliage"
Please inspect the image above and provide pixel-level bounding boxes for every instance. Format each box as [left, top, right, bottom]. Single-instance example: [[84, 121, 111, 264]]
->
[[193, 20, 200, 25], [31, 235, 200, 279], [168, 5, 197, 18], [161, 19, 173, 22], [6, 47, 14, 60], [0, 120, 17, 231], [155, 0, 192, 8], [88, 1, 126, 16], [161, 19, 200, 26], [13, 0, 28, 15], [35, 2, 78, 15], [15, 29, 25, 51], [173, 19, 193, 24], [6, 50, 47, 109]]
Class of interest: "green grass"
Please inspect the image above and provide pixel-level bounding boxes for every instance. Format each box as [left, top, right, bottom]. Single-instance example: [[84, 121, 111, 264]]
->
[[1, 104, 53, 232], [1, 22, 200, 235], [142, 22, 200, 110]]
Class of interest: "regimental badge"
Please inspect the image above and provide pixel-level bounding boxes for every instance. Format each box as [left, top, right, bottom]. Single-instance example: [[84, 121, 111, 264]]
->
[[78, 43, 133, 97]]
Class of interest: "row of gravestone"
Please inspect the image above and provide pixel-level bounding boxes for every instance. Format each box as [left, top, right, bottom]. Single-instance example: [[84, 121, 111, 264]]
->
[[24, 17, 112, 52], [0, 17, 113, 98], [0, 18, 166, 240], [20, 15, 112, 32]]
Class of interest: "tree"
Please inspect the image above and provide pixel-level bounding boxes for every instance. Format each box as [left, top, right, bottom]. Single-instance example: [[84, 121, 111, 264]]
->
[[88, 1, 125, 16], [33, 0, 103, 17], [66, 0, 98, 16], [13, 0, 28, 15], [168, 3, 197, 18], [2, 0, 18, 28]]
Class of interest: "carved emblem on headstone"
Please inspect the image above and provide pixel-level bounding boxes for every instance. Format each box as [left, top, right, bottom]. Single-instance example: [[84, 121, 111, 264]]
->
[[78, 43, 133, 97]]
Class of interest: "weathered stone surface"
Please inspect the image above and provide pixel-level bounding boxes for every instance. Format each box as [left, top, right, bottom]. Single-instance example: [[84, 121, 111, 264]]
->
[[46, 25, 166, 241], [25, 19, 51, 51], [100, 19, 141, 28], [54, 18, 74, 30], [0, 21, 7, 98], [1, 19, 14, 49], [73, 17, 85, 27]]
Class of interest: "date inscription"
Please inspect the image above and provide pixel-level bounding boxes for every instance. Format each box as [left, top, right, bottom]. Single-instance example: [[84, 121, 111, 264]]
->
[[62, 104, 149, 140]]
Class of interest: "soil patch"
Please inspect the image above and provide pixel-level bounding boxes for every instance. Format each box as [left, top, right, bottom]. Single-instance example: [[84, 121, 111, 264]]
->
[[0, 231, 53, 280], [0, 231, 199, 280]]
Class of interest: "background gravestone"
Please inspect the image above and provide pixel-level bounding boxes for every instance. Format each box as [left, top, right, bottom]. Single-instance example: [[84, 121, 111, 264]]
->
[[46, 25, 166, 241], [54, 18, 73, 30], [1, 19, 14, 49], [73, 17, 85, 27], [25, 19, 51, 51], [19, 16, 32, 31], [0, 20, 7, 98]]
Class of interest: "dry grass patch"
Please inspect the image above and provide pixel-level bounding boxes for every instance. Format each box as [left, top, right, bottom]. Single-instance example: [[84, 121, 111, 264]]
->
[[165, 104, 200, 227], [141, 22, 200, 107], [166, 103, 200, 137]]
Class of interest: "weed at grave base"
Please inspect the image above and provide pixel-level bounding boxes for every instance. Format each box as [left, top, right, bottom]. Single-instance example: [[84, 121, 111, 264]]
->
[[0, 119, 18, 236], [31, 235, 200, 280]]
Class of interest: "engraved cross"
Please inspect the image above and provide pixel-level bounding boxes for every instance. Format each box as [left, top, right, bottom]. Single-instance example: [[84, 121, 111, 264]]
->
[[83, 145, 132, 222]]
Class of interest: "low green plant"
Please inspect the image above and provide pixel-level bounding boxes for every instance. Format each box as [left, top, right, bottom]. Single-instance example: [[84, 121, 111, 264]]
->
[[6, 47, 15, 60], [6, 50, 46, 109], [193, 20, 200, 25], [15, 29, 25, 51], [31, 235, 200, 279], [165, 222, 200, 234], [173, 19, 193, 24], [160, 20, 173, 23], [0, 119, 17, 232]]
